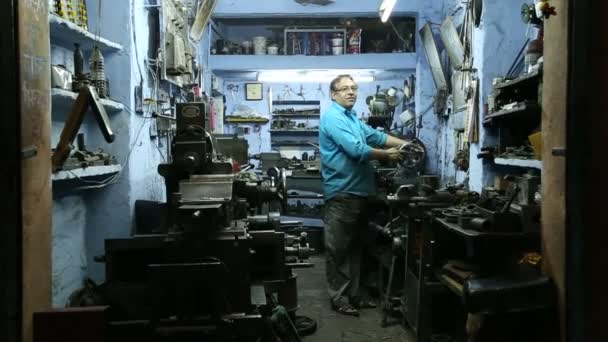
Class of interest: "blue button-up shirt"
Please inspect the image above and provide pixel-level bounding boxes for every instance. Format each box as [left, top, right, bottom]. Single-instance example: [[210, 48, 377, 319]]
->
[[320, 102, 388, 200]]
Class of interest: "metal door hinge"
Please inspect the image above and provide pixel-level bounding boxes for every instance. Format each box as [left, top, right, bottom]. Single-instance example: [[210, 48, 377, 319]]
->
[[21, 147, 37, 160], [552, 148, 566, 157]]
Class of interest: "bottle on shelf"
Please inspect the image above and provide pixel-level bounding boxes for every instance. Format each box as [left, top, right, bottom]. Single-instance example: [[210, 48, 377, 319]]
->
[[73, 43, 84, 79]]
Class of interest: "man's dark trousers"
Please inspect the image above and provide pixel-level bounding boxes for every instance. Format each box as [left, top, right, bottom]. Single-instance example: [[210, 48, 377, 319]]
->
[[324, 193, 369, 306]]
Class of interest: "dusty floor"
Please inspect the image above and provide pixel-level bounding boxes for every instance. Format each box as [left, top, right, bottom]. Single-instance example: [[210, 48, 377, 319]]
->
[[296, 256, 413, 342]]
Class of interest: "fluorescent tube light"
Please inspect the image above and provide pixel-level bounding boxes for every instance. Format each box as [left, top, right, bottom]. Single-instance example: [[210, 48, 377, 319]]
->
[[257, 70, 374, 83], [379, 0, 397, 23]]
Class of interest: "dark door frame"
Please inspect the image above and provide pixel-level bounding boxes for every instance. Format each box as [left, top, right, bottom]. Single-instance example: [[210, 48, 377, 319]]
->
[[0, 0, 21, 340], [0, 0, 21, 341], [565, 0, 584, 337], [567, 0, 608, 341]]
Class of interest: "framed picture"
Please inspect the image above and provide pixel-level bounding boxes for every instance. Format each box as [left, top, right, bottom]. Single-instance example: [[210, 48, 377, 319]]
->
[[245, 83, 263, 101]]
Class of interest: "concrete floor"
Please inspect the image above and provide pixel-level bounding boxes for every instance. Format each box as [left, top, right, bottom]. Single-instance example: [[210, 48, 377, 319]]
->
[[296, 256, 413, 342]]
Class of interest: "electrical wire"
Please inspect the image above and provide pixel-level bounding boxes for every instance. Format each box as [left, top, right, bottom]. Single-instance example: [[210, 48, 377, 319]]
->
[[70, 105, 155, 190], [131, 0, 145, 82], [94, 0, 102, 43], [388, 18, 409, 46], [154, 140, 167, 162], [66, 1, 165, 191]]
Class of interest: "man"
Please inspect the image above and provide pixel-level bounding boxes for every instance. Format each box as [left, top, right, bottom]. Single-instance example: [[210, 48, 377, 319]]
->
[[320, 74, 410, 316]]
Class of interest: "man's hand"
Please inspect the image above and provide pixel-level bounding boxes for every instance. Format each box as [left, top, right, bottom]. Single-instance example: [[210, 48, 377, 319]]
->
[[398, 142, 412, 150], [385, 148, 403, 162]]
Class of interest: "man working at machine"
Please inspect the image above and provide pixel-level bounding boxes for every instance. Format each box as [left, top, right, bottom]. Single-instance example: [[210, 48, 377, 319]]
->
[[320, 74, 411, 316]]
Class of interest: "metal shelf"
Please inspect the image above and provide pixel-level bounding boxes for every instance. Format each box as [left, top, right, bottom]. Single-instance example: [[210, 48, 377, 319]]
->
[[494, 69, 542, 90], [49, 14, 123, 52], [494, 158, 542, 170], [270, 129, 318, 135], [272, 100, 320, 106], [272, 113, 320, 118], [483, 102, 540, 125], [225, 116, 269, 124], [51, 88, 124, 113], [271, 141, 318, 147], [209, 53, 416, 72], [52, 164, 121, 182]]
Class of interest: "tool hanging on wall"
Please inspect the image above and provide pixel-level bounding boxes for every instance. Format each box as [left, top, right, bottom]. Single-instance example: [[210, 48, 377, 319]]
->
[[52, 86, 115, 171], [472, 0, 483, 27], [316, 83, 326, 98], [268, 86, 273, 115], [464, 79, 479, 143], [90, 46, 108, 98], [190, 0, 219, 42], [295, 85, 306, 101]]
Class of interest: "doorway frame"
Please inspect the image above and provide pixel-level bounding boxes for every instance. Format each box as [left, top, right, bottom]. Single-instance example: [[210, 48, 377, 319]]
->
[[566, 0, 608, 341], [0, 0, 22, 341]]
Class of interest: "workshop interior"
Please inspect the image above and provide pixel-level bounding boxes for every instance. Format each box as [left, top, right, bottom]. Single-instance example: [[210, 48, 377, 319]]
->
[[2, 0, 606, 341]]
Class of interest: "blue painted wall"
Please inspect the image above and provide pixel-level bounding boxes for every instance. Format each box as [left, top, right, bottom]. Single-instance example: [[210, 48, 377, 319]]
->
[[397, 0, 535, 190], [467, 0, 535, 191], [51, 0, 147, 307], [129, 0, 167, 205], [219, 76, 413, 159], [414, 1, 444, 175]]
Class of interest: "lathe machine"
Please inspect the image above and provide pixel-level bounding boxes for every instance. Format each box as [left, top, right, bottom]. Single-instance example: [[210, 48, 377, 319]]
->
[[34, 102, 315, 342]]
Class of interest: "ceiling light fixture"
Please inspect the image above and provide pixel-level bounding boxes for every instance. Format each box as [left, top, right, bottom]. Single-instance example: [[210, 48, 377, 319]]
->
[[257, 70, 375, 83], [379, 0, 397, 23]]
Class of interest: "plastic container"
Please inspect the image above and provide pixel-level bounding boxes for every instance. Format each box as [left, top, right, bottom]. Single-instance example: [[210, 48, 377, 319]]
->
[[253, 36, 267, 55], [347, 29, 362, 54], [267, 44, 279, 55], [330, 37, 343, 47], [528, 132, 542, 160], [242, 40, 252, 54], [331, 46, 344, 55]]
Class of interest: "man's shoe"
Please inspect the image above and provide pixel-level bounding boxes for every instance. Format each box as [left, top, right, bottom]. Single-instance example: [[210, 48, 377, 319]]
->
[[331, 302, 360, 317], [356, 299, 378, 309]]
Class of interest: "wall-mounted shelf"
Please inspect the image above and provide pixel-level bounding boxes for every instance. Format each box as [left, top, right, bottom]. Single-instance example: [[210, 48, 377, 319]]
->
[[225, 116, 269, 124], [273, 101, 320, 105], [272, 141, 318, 147], [209, 53, 416, 71], [270, 129, 318, 135], [52, 164, 121, 182], [51, 88, 124, 113], [49, 14, 124, 52], [483, 102, 540, 125], [272, 113, 320, 118], [494, 158, 542, 170], [494, 69, 542, 90]]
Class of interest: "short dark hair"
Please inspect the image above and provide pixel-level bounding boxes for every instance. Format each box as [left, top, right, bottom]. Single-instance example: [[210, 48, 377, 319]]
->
[[330, 74, 354, 92]]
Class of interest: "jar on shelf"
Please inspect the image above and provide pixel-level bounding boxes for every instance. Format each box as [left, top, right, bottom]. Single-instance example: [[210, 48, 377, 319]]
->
[[267, 44, 279, 55], [242, 40, 252, 55], [253, 36, 267, 55], [525, 28, 543, 73]]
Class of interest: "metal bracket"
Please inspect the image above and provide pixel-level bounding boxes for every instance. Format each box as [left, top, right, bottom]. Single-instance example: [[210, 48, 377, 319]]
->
[[21, 146, 37, 160], [552, 148, 566, 157]]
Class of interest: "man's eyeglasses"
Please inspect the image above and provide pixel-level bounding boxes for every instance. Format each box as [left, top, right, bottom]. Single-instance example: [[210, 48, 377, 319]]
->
[[335, 86, 359, 93]]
